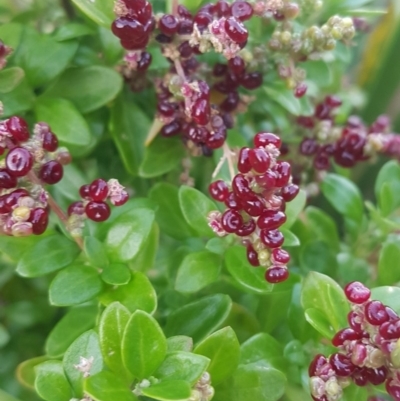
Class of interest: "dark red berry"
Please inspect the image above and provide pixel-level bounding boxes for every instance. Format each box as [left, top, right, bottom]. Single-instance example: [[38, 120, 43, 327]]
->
[[325, 95, 342, 108], [121, 0, 152, 24], [161, 120, 181, 137], [248, 148, 270, 173], [300, 138, 319, 155], [79, 184, 91, 200], [113, 191, 129, 206], [177, 19, 194, 34], [255, 170, 277, 188], [213, 63, 228, 77], [0, 195, 9, 214], [260, 229, 284, 248], [178, 41, 193, 58], [309, 354, 328, 377], [89, 179, 109, 202], [193, 12, 213, 32], [206, 128, 227, 149], [247, 244, 259, 266], [220, 91, 240, 112], [0, 168, 18, 189], [224, 192, 242, 210], [274, 161, 291, 187], [332, 328, 362, 347], [313, 151, 330, 170], [344, 281, 371, 304], [137, 51, 152, 71], [5, 188, 29, 211], [28, 208, 48, 235], [209, 180, 230, 202], [215, 0, 231, 16], [42, 131, 58, 152], [158, 101, 176, 117], [68, 201, 85, 216], [228, 56, 245, 75], [297, 116, 315, 129], [6, 147, 33, 177], [386, 378, 400, 400], [265, 266, 289, 283], [5, 116, 30, 142], [281, 184, 299, 202], [241, 196, 263, 217], [232, 174, 253, 200], [364, 300, 389, 325], [230, 1, 253, 21], [352, 368, 368, 386], [177, 4, 192, 19], [159, 14, 178, 35], [347, 311, 363, 333], [224, 17, 248, 43], [86, 201, 111, 222], [39, 161, 63, 185], [365, 366, 387, 385], [386, 306, 399, 321], [238, 147, 252, 174], [112, 17, 144, 42], [329, 353, 355, 377], [271, 248, 290, 264], [258, 210, 286, 230], [191, 99, 210, 126], [315, 102, 331, 120], [294, 83, 307, 98], [241, 72, 262, 90], [254, 132, 281, 148], [236, 219, 256, 236], [221, 209, 243, 233]]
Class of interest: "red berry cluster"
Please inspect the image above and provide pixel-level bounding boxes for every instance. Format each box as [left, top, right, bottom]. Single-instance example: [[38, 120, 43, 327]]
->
[[68, 178, 129, 224], [297, 96, 399, 171], [208, 132, 299, 283], [309, 281, 400, 401], [0, 117, 70, 236]]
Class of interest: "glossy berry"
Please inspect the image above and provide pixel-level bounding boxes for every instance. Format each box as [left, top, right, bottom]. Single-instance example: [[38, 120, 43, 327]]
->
[[344, 281, 371, 304], [209, 180, 230, 201], [68, 201, 85, 216], [309, 354, 327, 376], [257, 210, 286, 230], [254, 132, 281, 148], [193, 12, 213, 32], [255, 170, 277, 188], [232, 174, 253, 199], [215, 0, 230, 16], [248, 148, 270, 173], [39, 161, 63, 184], [220, 91, 240, 113], [224, 192, 241, 210], [206, 128, 226, 149], [241, 197, 263, 216], [247, 244, 259, 266], [329, 353, 356, 377], [42, 131, 58, 152], [6, 147, 33, 177], [365, 366, 387, 385], [79, 184, 91, 199], [112, 17, 144, 42], [236, 219, 256, 236], [224, 17, 248, 43], [294, 83, 307, 98], [274, 161, 291, 187], [0, 168, 18, 189], [281, 184, 299, 202], [230, 1, 253, 21], [5, 116, 30, 142], [228, 56, 245, 75], [28, 208, 48, 235], [5, 188, 29, 211], [265, 266, 289, 283], [112, 191, 129, 206], [260, 229, 284, 248], [161, 120, 181, 137], [238, 147, 252, 173], [300, 138, 319, 155], [364, 300, 389, 325], [241, 72, 262, 90], [347, 311, 363, 333], [137, 51, 152, 71], [332, 328, 362, 347], [191, 99, 210, 126], [386, 379, 400, 400], [159, 14, 178, 35], [221, 209, 243, 233], [86, 201, 111, 222], [89, 179, 109, 202], [271, 248, 290, 264]]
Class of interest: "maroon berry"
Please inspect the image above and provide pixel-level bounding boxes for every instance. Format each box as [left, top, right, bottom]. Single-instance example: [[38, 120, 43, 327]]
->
[[39, 161, 63, 185], [364, 300, 389, 325], [313, 151, 330, 170], [230, 1, 253, 21], [155, 33, 173, 44], [68, 201, 85, 216], [193, 12, 213, 32], [241, 196, 263, 217], [232, 174, 253, 199], [365, 366, 387, 385], [315, 102, 331, 120], [158, 101, 176, 117], [236, 219, 256, 236], [113, 191, 129, 206], [379, 320, 400, 340], [5, 188, 29, 211], [137, 51, 152, 71], [209, 180, 229, 202], [224, 192, 242, 210], [294, 83, 307, 98], [6, 147, 33, 177], [213, 63, 228, 77], [159, 14, 178, 35], [228, 56, 245, 75], [386, 378, 400, 400], [331, 328, 362, 347], [309, 354, 328, 376], [241, 72, 262, 90], [386, 306, 399, 321], [112, 17, 144, 42], [215, 0, 231, 16], [28, 208, 48, 235], [191, 99, 210, 126], [161, 120, 181, 137], [0, 195, 9, 214], [177, 4, 192, 19], [260, 229, 284, 248], [238, 147, 252, 174], [89, 179, 109, 202], [221, 209, 243, 233], [0, 168, 17, 189], [254, 132, 281, 148], [347, 311, 363, 333], [206, 128, 226, 149], [281, 184, 299, 202], [325, 95, 342, 108], [247, 244, 259, 266], [271, 248, 290, 264], [178, 41, 193, 58], [224, 17, 248, 43], [265, 266, 289, 283], [86, 201, 111, 222], [220, 91, 240, 112], [258, 210, 286, 230], [352, 368, 368, 386], [177, 19, 194, 34], [274, 161, 291, 187], [297, 116, 315, 129], [329, 353, 355, 377], [248, 148, 270, 173], [255, 170, 277, 188], [344, 281, 371, 304], [5, 116, 30, 142], [79, 184, 91, 200], [121, 0, 152, 24], [42, 131, 58, 152], [300, 138, 319, 155]]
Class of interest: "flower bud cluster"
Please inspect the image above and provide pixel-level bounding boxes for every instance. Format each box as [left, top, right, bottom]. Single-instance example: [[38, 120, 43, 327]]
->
[[0, 116, 71, 237], [309, 281, 400, 401], [208, 132, 299, 283]]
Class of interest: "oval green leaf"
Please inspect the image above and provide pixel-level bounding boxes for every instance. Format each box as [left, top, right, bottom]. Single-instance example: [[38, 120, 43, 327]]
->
[[35, 361, 72, 401]]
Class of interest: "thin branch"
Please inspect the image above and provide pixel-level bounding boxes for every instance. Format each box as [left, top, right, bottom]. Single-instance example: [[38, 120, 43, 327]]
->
[[60, 0, 76, 20]]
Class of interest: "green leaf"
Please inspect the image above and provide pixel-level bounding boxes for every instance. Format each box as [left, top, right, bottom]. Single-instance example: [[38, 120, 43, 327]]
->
[[175, 251, 221, 293], [165, 294, 232, 343], [149, 183, 196, 240], [84, 236, 109, 268], [99, 302, 131, 380], [378, 239, 400, 285], [141, 380, 192, 401], [0, 67, 25, 93], [155, 351, 209, 385], [0, 390, 23, 401], [371, 286, 400, 315], [0, 77, 35, 117], [122, 310, 167, 379], [71, 0, 115, 27], [139, 137, 186, 178], [166, 336, 193, 353], [16, 356, 49, 390], [13, 27, 78, 88], [214, 364, 286, 401], [16, 235, 80, 277], [35, 97, 92, 150], [304, 308, 334, 338], [54, 23, 95, 41], [321, 174, 363, 224], [225, 247, 273, 295], [105, 208, 155, 263], [283, 189, 306, 229], [43, 66, 123, 113], [178, 186, 217, 237], [85, 371, 137, 401], [130, 222, 159, 272], [194, 327, 240, 385], [299, 240, 337, 275], [301, 272, 349, 335], [375, 160, 400, 214], [0, 23, 23, 50], [63, 330, 104, 397], [265, 85, 303, 116], [35, 361, 72, 401], [45, 306, 98, 357], [100, 271, 157, 314], [280, 228, 300, 247], [110, 91, 150, 176], [49, 265, 103, 307], [101, 264, 131, 286]]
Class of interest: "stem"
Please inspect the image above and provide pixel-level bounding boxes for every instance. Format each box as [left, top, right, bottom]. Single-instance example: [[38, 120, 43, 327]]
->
[[60, 0, 75, 19], [223, 142, 236, 180], [172, 0, 179, 15], [144, 118, 164, 146]]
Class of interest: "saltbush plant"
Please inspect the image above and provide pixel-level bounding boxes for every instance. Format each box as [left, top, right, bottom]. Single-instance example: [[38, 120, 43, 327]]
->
[[1, 0, 400, 401]]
